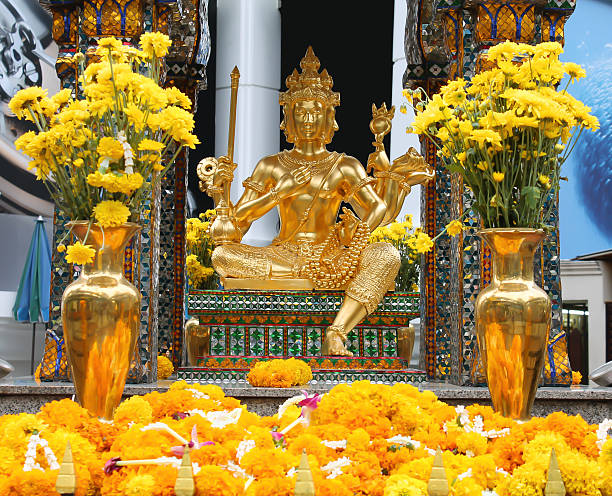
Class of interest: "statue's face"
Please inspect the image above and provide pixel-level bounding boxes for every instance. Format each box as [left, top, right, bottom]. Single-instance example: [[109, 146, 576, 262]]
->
[[292, 100, 326, 142]]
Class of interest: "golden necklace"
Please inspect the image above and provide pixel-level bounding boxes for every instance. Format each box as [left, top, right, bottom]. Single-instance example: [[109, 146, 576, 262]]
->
[[278, 150, 339, 174], [299, 220, 371, 289]]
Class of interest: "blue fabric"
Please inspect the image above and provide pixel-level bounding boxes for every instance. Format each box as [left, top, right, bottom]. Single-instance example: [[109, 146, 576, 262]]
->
[[12, 218, 51, 323]]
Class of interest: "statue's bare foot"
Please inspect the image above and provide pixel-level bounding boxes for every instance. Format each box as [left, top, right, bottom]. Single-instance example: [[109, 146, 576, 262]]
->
[[322, 325, 353, 356]]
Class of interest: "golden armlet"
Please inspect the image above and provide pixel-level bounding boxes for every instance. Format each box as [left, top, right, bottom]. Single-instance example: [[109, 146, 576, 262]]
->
[[344, 177, 377, 201], [374, 171, 412, 191], [242, 178, 265, 193]]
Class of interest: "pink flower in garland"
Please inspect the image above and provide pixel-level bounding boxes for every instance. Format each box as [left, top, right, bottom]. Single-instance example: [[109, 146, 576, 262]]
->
[[171, 425, 214, 456]]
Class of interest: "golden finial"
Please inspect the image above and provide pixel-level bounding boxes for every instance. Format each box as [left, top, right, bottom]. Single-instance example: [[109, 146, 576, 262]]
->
[[174, 448, 195, 496], [55, 442, 77, 495], [545, 448, 566, 496], [427, 448, 449, 496], [294, 450, 315, 496]]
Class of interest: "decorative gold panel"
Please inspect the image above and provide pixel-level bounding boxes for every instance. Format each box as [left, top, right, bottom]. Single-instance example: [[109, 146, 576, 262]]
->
[[52, 8, 79, 45], [81, 0, 144, 37], [476, 2, 536, 43]]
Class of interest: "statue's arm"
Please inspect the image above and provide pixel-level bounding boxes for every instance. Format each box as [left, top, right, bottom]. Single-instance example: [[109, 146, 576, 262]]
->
[[231, 158, 281, 233], [339, 157, 387, 230], [367, 148, 435, 225]]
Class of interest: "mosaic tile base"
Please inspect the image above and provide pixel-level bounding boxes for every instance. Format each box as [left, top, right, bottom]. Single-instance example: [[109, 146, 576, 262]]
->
[[205, 326, 399, 358], [192, 355, 411, 370], [178, 367, 427, 386]]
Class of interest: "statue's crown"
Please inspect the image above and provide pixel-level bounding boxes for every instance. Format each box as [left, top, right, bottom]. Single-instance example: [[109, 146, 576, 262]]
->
[[279, 47, 340, 108]]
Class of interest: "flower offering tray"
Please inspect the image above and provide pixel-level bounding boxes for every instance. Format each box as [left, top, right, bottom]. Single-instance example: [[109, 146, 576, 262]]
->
[[178, 356, 426, 385]]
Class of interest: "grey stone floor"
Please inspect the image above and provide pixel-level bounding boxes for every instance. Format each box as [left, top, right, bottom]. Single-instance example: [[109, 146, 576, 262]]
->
[[1, 376, 610, 422]]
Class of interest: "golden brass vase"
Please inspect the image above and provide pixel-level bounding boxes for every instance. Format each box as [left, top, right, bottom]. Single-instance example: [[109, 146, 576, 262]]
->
[[184, 317, 210, 365], [475, 228, 551, 420], [61, 222, 141, 419]]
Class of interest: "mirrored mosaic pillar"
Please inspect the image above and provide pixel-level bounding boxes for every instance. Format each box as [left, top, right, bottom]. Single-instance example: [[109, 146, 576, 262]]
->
[[405, 0, 575, 384]]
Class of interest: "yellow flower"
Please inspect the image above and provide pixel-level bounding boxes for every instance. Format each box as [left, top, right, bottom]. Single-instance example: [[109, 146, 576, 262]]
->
[[140, 32, 172, 58], [97, 137, 124, 161], [564, 62, 586, 81], [57, 244, 66, 253], [411, 232, 433, 253], [50, 89, 72, 108], [445, 220, 464, 237], [437, 127, 450, 142], [476, 161, 489, 171], [97, 37, 123, 51], [539, 175, 551, 188], [125, 474, 156, 496], [8, 86, 48, 119], [468, 129, 503, 150], [493, 171, 505, 182], [138, 139, 165, 152], [93, 200, 130, 227], [165, 87, 192, 109], [65, 242, 95, 265], [157, 355, 174, 380]]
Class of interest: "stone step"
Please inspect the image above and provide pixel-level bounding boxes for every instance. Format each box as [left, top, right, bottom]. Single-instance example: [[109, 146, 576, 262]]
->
[[178, 355, 426, 385]]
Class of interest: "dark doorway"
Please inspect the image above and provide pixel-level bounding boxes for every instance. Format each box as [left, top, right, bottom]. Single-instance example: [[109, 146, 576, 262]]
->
[[187, 0, 217, 217], [280, 0, 394, 167], [563, 302, 589, 385]]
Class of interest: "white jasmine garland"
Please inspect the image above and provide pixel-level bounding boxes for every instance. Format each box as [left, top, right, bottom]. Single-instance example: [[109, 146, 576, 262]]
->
[[188, 408, 243, 428], [225, 460, 248, 478], [386, 435, 421, 449], [321, 439, 347, 450], [596, 419, 612, 450], [23, 433, 59, 472], [117, 131, 134, 169], [321, 456, 351, 479], [236, 439, 256, 462], [277, 394, 307, 419], [456, 468, 473, 481], [187, 388, 210, 400]]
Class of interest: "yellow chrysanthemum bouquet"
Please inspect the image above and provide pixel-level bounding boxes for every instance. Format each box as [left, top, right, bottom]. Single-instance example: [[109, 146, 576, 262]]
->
[[185, 209, 217, 289], [9, 33, 199, 263], [404, 41, 599, 229], [369, 215, 431, 291]]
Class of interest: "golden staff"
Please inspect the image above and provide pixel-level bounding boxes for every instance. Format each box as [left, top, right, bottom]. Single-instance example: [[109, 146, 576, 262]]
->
[[208, 66, 240, 245], [222, 66, 240, 207]]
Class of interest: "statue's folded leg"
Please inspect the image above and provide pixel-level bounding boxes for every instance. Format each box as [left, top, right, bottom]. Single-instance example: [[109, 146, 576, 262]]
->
[[211, 244, 272, 279], [211, 243, 297, 279], [322, 242, 401, 356]]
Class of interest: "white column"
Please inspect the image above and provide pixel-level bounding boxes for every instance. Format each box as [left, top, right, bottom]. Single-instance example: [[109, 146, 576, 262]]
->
[[215, 0, 281, 246], [390, 0, 422, 225]]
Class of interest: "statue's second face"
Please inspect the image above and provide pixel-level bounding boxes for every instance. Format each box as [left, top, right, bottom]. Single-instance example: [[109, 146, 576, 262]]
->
[[292, 100, 326, 142]]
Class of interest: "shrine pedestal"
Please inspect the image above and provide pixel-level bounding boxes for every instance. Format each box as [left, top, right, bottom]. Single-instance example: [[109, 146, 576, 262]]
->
[[181, 290, 423, 384]]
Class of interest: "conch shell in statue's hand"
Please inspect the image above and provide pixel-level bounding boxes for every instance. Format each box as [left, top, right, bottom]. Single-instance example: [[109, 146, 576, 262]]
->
[[391, 147, 435, 186]]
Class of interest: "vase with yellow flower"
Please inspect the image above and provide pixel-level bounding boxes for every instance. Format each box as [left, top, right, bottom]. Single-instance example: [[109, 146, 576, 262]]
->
[[9, 33, 199, 419], [405, 41, 599, 418]]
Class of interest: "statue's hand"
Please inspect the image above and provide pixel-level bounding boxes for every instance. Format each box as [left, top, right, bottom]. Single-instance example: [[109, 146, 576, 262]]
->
[[367, 150, 390, 174], [274, 172, 304, 199], [390, 147, 434, 186], [213, 155, 237, 188]]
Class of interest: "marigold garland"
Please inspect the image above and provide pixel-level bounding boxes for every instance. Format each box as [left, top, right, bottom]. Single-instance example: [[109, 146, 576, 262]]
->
[[0, 380, 609, 496], [246, 358, 313, 388], [157, 355, 174, 380]]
